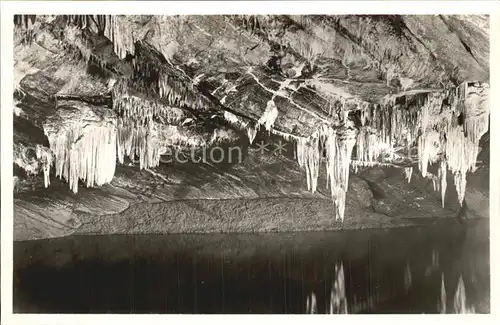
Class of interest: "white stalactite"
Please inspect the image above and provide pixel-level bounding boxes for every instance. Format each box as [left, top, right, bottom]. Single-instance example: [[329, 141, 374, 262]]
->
[[47, 124, 117, 194], [36, 144, 53, 188], [296, 125, 356, 222], [43, 101, 117, 194], [103, 15, 137, 60], [439, 160, 447, 207], [257, 100, 279, 131], [116, 117, 162, 170], [247, 126, 257, 144], [404, 167, 413, 183], [378, 82, 488, 207]]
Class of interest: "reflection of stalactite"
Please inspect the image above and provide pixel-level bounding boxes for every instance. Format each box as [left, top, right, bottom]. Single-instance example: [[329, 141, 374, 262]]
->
[[453, 275, 475, 314], [437, 267, 475, 315], [432, 249, 440, 268], [438, 273, 447, 314], [306, 293, 317, 314], [426, 249, 440, 276], [305, 261, 348, 314], [404, 262, 412, 293], [329, 261, 348, 314]]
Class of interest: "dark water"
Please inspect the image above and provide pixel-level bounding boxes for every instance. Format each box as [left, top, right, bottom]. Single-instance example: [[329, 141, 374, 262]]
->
[[13, 219, 489, 314]]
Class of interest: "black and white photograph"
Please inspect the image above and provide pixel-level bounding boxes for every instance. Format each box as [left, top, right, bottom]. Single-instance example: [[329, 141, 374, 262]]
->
[[1, 1, 496, 320]]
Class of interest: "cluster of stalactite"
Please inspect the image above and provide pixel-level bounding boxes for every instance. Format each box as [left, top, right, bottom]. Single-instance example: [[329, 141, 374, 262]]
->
[[418, 82, 489, 206], [292, 81, 488, 221], [116, 117, 162, 170], [112, 79, 186, 125], [42, 102, 118, 194], [103, 15, 140, 60], [157, 72, 212, 110], [296, 124, 357, 221], [354, 82, 488, 208], [116, 115, 216, 170], [36, 92, 217, 193], [223, 80, 489, 223], [112, 77, 216, 170]]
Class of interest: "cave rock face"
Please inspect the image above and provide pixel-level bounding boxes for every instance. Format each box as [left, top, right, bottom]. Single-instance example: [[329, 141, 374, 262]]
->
[[12, 15, 489, 239]]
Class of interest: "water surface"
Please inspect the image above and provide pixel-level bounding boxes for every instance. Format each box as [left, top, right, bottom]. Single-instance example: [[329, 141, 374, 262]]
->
[[14, 219, 489, 314]]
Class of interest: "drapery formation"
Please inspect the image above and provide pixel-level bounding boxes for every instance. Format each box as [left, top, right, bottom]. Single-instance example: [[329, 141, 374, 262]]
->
[[42, 100, 117, 194]]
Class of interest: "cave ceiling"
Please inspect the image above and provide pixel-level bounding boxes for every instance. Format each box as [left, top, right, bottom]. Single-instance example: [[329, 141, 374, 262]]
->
[[13, 14, 490, 225]]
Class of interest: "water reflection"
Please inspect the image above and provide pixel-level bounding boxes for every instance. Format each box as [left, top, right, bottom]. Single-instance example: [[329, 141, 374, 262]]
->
[[453, 275, 475, 314], [13, 219, 489, 314], [404, 262, 412, 293], [305, 293, 317, 314], [438, 273, 447, 313], [306, 261, 348, 314]]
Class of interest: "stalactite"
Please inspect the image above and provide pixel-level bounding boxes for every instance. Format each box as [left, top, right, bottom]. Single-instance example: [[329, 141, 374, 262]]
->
[[296, 124, 356, 221], [247, 125, 258, 145], [113, 79, 186, 125], [439, 160, 447, 207], [36, 144, 53, 188], [103, 15, 137, 59], [257, 99, 278, 131], [445, 82, 488, 205], [43, 101, 117, 194], [418, 130, 441, 178], [46, 122, 117, 194], [116, 117, 162, 170], [404, 167, 413, 183], [445, 117, 481, 205], [158, 72, 209, 109], [331, 130, 357, 221], [359, 82, 487, 208], [296, 134, 320, 193], [359, 102, 371, 127], [356, 127, 383, 163]]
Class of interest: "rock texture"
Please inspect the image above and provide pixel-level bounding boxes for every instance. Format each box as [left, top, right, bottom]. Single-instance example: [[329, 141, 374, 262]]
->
[[12, 15, 490, 241]]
